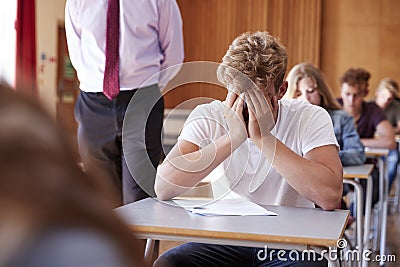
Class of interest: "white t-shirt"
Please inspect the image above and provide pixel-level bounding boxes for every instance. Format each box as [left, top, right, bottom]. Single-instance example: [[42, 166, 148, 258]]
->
[[178, 99, 339, 208]]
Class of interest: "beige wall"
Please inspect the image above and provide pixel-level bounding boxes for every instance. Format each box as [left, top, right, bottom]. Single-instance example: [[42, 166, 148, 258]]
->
[[167, 0, 400, 107], [166, 0, 321, 108], [36, 0, 66, 116], [321, 0, 400, 99], [34, 0, 400, 111]]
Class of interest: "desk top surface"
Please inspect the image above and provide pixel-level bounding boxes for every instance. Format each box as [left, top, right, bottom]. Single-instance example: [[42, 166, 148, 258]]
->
[[116, 198, 349, 247], [343, 164, 374, 179], [365, 147, 390, 157]]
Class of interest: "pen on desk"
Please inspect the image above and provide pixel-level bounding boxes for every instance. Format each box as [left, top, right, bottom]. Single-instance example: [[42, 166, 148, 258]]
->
[[192, 206, 206, 210]]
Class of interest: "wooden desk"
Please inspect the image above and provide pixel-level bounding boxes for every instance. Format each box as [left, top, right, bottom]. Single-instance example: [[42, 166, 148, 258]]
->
[[116, 198, 349, 266], [364, 147, 389, 266], [343, 164, 374, 267]]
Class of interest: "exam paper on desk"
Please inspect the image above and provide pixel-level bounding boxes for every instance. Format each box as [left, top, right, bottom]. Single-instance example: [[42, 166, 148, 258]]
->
[[173, 198, 278, 216]]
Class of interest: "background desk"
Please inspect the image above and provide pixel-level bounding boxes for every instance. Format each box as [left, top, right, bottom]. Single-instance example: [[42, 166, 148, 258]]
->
[[116, 198, 349, 265], [365, 147, 389, 266], [343, 164, 374, 267]]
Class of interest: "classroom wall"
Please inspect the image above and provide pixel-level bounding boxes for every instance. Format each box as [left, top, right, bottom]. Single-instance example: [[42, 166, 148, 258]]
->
[[166, 0, 321, 108], [35, 0, 66, 115], [34, 0, 400, 112], [321, 0, 400, 100]]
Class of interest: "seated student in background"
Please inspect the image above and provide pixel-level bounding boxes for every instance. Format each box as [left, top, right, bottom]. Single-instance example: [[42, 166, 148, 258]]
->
[[0, 84, 143, 267], [375, 78, 400, 133], [285, 62, 365, 166], [154, 31, 342, 267], [374, 77, 400, 189], [338, 68, 397, 205]]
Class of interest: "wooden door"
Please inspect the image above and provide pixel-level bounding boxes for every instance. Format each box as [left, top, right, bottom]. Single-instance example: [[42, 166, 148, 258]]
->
[[56, 24, 80, 160]]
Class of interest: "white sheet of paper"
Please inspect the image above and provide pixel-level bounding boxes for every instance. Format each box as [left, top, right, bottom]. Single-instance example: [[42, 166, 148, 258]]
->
[[173, 198, 278, 216]]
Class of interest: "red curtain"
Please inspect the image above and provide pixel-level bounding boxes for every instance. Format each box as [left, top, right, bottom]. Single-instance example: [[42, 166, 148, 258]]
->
[[15, 0, 37, 94]]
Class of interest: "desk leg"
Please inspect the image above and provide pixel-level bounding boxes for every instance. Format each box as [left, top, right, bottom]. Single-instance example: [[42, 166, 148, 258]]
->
[[372, 158, 385, 252], [363, 175, 373, 248], [378, 158, 384, 211], [379, 158, 389, 266], [362, 175, 373, 267], [144, 238, 155, 266], [343, 179, 363, 252]]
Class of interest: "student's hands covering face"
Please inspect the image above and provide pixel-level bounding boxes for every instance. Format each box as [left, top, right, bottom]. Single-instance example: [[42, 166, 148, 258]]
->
[[246, 89, 277, 144], [223, 91, 248, 149]]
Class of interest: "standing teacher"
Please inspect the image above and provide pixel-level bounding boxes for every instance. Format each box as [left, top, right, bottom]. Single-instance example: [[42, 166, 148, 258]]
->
[[65, 0, 184, 205]]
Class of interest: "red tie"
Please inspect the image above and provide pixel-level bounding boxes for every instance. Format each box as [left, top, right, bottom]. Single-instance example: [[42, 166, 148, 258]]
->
[[103, 0, 120, 100]]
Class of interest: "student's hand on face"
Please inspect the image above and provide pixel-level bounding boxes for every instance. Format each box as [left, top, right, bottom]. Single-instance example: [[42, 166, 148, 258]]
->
[[246, 89, 276, 145], [224, 90, 237, 108], [223, 91, 248, 148]]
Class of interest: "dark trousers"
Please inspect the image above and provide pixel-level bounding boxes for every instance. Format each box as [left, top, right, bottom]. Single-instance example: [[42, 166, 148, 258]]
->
[[75, 84, 164, 205], [154, 243, 327, 267]]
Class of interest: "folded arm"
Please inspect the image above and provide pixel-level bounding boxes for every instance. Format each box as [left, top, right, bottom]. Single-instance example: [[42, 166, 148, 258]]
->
[[265, 138, 343, 210], [155, 137, 233, 200], [361, 120, 396, 149]]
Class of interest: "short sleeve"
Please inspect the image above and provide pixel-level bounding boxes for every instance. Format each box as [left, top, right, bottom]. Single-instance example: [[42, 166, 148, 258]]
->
[[178, 102, 226, 148], [301, 108, 339, 155]]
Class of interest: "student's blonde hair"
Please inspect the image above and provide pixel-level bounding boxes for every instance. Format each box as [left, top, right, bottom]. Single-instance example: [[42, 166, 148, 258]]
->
[[217, 31, 288, 93], [285, 62, 342, 110], [377, 77, 399, 98]]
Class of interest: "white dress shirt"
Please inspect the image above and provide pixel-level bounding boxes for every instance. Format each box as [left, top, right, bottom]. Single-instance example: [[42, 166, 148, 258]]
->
[[65, 0, 184, 92]]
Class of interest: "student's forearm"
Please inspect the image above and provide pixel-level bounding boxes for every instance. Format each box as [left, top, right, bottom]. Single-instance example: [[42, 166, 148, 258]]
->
[[256, 135, 342, 210], [361, 138, 396, 149], [155, 135, 239, 200]]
